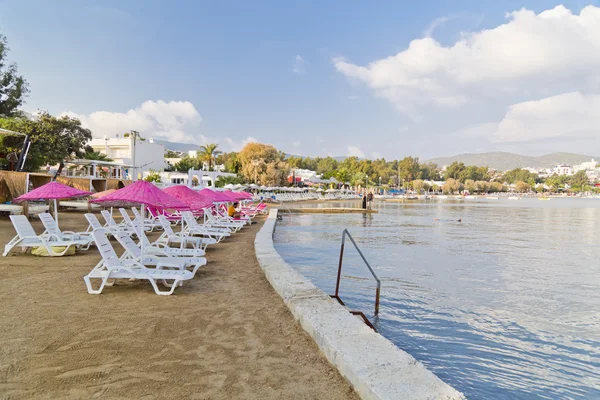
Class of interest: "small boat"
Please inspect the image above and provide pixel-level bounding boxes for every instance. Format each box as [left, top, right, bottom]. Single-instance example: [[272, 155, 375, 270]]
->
[[486, 196, 499, 200], [437, 195, 448, 199], [538, 197, 551, 201], [464, 195, 476, 199], [508, 196, 521, 200]]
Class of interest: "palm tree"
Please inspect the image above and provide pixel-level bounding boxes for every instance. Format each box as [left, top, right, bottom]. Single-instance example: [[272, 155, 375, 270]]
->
[[198, 144, 221, 171], [83, 151, 113, 162]]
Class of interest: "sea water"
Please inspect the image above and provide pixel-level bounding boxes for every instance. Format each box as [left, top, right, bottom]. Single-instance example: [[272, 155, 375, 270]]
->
[[273, 198, 600, 399]]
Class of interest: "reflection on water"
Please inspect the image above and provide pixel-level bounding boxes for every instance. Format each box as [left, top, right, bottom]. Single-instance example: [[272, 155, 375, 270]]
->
[[273, 198, 600, 400]]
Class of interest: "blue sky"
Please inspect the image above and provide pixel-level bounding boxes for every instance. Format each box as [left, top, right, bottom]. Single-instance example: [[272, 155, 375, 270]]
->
[[2, 0, 599, 159]]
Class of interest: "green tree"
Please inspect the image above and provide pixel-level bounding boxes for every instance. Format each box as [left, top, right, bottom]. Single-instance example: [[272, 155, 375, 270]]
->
[[216, 151, 242, 174], [83, 151, 112, 162], [0, 112, 92, 173], [144, 170, 161, 183], [515, 181, 531, 193], [316, 157, 339, 177], [445, 161, 465, 180], [419, 162, 440, 180], [238, 142, 289, 185], [174, 156, 200, 172], [164, 149, 181, 158], [0, 34, 29, 117], [398, 156, 420, 182], [464, 179, 476, 193], [198, 143, 221, 171], [545, 174, 569, 191], [569, 170, 589, 190], [215, 175, 245, 187], [502, 168, 540, 185], [442, 178, 461, 194]]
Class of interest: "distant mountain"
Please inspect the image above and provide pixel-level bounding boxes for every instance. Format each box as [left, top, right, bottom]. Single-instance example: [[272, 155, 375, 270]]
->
[[153, 139, 201, 153], [425, 152, 599, 171]]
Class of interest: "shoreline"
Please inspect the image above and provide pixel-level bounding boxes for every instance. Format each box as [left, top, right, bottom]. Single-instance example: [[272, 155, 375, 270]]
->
[[256, 209, 465, 400]]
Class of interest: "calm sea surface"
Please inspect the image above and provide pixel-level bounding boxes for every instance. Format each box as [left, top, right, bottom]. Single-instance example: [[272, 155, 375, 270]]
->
[[273, 198, 600, 399]]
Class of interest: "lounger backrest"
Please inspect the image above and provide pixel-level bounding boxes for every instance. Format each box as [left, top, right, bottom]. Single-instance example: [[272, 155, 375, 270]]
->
[[84, 213, 104, 231], [39, 213, 61, 236], [157, 215, 175, 236], [181, 211, 197, 227], [131, 219, 151, 247], [100, 210, 115, 226], [113, 230, 142, 258], [91, 230, 120, 267], [132, 207, 144, 220], [119, 208, 133, 225], [9, 215, 39, 241]]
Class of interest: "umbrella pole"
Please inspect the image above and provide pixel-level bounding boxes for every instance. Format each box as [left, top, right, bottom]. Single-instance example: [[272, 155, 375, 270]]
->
[[54, 199, 58, 224], [141, 204, 145, 257]]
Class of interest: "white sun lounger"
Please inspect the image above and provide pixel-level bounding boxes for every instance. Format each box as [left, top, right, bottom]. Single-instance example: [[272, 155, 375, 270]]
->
[[38, 213, 94, 250], [156, 215, 217, 251], [131, 207, 162, 231], [84, 229, 193, 295], [39, 212, 94, 248], [3, 215, 89, 257], [203, 208, 245, 232], [181, 211, 231, 243], [130, 219, 206, 258], [112, 229, 206, 276], [85, 213, 135, 238]]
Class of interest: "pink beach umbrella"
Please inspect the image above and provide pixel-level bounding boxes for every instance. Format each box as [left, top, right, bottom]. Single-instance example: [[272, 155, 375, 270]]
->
[[199, 188, 231, 203], [90, 189, 117, 199], [14, 181, 92, 223], [90, 180, 188, 210], [90, 180, 189, 255], [224, 190, 249, 201], [163, 185, 213, 211]]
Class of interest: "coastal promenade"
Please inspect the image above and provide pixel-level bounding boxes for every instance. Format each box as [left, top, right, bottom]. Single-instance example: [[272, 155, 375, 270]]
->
[[0, 212, 358, 399]]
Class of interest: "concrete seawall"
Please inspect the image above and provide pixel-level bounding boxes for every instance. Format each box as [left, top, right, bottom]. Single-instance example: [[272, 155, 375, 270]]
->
[[254, 209, 465, 400]]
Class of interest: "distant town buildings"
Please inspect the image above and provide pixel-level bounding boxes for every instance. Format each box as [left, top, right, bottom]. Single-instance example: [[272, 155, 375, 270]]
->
[[288, 168, 338, 186]]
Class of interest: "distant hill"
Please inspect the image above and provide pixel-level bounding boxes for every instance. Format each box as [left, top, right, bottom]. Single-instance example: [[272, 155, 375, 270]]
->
[[153, 139, 201, 153], [425, 152, 599, 171]]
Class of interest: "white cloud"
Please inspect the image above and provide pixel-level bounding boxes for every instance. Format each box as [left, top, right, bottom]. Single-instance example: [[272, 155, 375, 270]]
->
[[347, 95, 359, 100], [334, 5, 600, 123], [292, 55, 305, 74], [224, 136, 258, 152], [347, 145, 365, 158], [423, 16, 450, 37], [493, 92, 600, 143], [62, 100, 202, 143], [371, 151, 383, 159], [292, 141, 301, 148]]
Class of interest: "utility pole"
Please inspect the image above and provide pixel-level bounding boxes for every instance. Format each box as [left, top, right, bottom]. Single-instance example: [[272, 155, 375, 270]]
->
[[130, 130, 138, 181]]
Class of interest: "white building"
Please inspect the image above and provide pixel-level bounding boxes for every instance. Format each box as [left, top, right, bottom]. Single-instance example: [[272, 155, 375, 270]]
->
[[552, 164, 573, 176], [89, 135, 165, 180], [573, 159, 597, 172], [142, 169, 238, 188]]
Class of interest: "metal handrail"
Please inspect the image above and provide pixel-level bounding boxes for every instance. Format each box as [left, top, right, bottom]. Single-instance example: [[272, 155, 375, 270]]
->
[[331, 229, 381, 330]]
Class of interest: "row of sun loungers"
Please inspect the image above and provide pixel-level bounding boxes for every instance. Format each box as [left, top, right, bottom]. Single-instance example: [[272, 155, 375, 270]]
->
[[3, 200, 268, 295]]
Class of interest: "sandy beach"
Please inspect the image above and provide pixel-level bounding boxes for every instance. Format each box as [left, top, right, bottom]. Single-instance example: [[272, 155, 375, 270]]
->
[[0, 212, 358, 399]]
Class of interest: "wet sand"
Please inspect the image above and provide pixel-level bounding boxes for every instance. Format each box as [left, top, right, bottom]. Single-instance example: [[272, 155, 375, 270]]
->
[[0, 212, 358, 399]]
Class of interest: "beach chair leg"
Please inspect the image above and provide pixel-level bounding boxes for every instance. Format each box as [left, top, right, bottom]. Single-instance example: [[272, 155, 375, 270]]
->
[[189, 263, 204, 276], [2, 245, 13, 257], [84, 275, 110, 294], [44, 242, 71, 257], [148, 278, 178, 295]]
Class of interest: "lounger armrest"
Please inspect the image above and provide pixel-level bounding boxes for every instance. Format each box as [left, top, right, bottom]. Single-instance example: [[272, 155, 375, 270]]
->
[[146, 248, 170, 257]]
